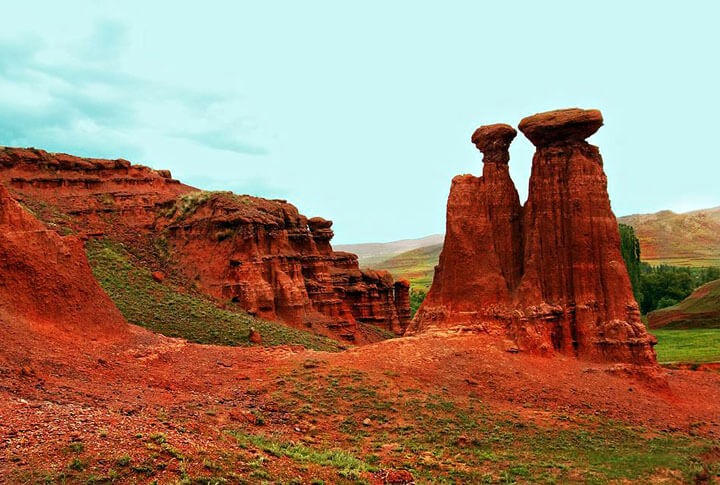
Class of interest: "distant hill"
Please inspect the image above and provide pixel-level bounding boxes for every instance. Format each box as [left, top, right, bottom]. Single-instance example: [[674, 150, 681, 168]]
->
[[335, 234, 444, 268], [648, 279, 720, 329], [618, 206, 720, 267], [373, 243, 443, 289]]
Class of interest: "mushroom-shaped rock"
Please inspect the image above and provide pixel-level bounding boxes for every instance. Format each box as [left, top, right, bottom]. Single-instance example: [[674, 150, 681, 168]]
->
[[518, 108, 603, 147], [471, 123, 517, 164], [308, 217, 333, 232]]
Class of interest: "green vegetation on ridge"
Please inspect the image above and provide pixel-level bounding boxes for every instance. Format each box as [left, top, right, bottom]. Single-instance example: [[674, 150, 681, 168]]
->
[[86, 238, 345, 352], [637, 265, 720, 314], [649, 278, 720, 330], [373, 243, 442, 291]]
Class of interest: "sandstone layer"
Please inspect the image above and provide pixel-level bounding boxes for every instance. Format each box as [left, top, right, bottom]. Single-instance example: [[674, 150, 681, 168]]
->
[[410, 109, 657, 365], [0, 147, 410, 342]]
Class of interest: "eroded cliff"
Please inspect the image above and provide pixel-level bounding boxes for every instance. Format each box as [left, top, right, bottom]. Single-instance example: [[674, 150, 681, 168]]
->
[[0, 147, 410, 343]]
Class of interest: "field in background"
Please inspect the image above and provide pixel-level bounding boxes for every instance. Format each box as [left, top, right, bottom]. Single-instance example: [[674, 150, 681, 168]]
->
[[618, 206, 720, 268], [653, 329, 720, 364]]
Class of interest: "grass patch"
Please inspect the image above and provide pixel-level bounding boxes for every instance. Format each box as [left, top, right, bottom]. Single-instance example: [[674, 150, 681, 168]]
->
[[86, 238, 345, 351], [267, 363, 717, 483], [228, 431, 375, 479], [652, 328, 720, 363]]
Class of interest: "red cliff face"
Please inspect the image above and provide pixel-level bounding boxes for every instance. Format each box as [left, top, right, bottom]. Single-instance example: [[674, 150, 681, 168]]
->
[[0, 147, 410, 342], [0, 147, 193, 237], [410, 109, 657, 366]]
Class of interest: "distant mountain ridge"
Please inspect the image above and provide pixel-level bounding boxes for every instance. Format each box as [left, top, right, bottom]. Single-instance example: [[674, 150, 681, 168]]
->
[[345, 206, 720, 287], [335, 234, 444, 268], [618, 206, 720, 267]]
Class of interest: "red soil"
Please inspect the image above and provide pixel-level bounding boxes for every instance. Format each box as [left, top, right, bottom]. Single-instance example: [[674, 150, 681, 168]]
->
[[2, 327, 719, 482]]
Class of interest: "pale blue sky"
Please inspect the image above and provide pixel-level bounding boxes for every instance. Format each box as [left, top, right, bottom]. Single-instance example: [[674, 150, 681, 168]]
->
[[1, 1, 718, 243]]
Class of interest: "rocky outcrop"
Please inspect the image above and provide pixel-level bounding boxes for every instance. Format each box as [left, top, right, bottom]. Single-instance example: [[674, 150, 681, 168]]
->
[[410, 109, 657, 365], [0, 147, 411, 342], [0, 147, 193, 238], [156, 192, 410, 341], [0, 185, 129, 345]]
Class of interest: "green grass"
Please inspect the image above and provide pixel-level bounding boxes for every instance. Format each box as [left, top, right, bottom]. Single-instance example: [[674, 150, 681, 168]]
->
[[257, 364, 717, 483], [86, 239, 345, 352], [652, 328, 720, 363], [228, 432, 375, 479]]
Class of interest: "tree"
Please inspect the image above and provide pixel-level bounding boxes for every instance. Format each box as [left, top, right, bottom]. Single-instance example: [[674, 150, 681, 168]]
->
[[618, 224, 642, 305]]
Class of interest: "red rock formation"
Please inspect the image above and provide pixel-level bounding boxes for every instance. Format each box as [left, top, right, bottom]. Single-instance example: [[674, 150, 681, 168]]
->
[[0, 185, 130, 347], [156, 192, 410, 341], [413, 124, 523, 317], [393, 279, 412, 333], [410, 109, 657, 365], [0, 147, 193, 242], [0, 147, 411, 342]]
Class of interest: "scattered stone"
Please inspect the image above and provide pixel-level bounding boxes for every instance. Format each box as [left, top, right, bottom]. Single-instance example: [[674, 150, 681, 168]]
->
[[302, 359, 321, 369], [151, 271, 165, 283], [20, 366, 35, 377], [374, 469, 415, 484], [248, 327, 262, 344]]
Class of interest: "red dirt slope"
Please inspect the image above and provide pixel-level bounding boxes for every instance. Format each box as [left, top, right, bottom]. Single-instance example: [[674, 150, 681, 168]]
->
[[0, 185, 132, 346]]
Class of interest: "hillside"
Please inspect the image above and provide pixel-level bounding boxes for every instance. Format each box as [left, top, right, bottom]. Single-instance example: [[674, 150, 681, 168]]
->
[[374, 243, 442, 289], [0, 146, 411, 342], [648, 278, 720, 329], [335, 234, 443, 268], [618, 206, 720, 267]]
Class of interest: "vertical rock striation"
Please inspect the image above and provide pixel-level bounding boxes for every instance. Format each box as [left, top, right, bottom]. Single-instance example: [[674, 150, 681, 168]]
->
[[410, 109, 657, 365]]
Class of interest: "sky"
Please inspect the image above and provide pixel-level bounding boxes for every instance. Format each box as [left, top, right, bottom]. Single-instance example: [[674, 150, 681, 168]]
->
[[1, 1, 718, 244]]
